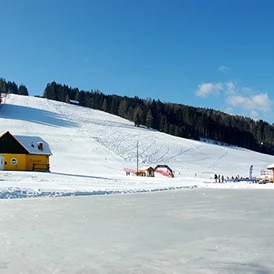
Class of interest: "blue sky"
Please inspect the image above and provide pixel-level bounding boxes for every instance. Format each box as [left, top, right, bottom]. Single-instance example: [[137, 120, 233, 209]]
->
[[1, 0, 274, 123]]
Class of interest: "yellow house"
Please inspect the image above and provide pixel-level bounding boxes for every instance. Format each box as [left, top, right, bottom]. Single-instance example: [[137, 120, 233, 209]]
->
[[0, 131, 52, 172]]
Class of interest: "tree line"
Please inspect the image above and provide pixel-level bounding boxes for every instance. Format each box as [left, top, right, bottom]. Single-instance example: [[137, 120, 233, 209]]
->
[[42, 81, 274, 155], [0, 78, 29, 97], [1, 78, 274, 155]]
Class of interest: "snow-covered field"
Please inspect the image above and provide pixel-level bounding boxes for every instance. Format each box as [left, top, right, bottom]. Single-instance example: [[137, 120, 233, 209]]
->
[[1, 189, 274, 274], [1, 94, 274, 273], [1, 94, 274, 198]]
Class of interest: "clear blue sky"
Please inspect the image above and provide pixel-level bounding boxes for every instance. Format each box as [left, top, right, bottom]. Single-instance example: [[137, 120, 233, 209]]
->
[[1, 0, 274, 123]]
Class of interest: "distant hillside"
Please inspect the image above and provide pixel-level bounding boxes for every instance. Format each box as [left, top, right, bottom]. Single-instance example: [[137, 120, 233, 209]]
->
[[2, 93, 274, 180], [1, 77, 274, 156], [42, 81, 274, 156]]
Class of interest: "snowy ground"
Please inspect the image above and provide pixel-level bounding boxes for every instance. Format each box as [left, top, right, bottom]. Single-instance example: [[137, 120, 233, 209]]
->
[[1, 94, 274, 198], [0, 189, 274, 274], [1, 95, 274, 273]]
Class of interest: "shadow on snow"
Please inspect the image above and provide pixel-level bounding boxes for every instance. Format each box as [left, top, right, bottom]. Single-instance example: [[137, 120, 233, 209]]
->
[[0, 104, 78, 128], [50, 171, 115, 181]]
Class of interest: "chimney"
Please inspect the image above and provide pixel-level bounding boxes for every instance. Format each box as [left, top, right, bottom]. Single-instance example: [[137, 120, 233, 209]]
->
[[38, 142, 44, 150]]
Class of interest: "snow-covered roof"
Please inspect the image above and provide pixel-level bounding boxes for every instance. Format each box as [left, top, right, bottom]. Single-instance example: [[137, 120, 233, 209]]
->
[[267, 163, 274, 169], [14, 135, 52, 155]]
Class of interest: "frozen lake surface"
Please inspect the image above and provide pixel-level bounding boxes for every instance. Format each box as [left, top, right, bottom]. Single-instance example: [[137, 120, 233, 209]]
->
[[1, 189, 274, 274]]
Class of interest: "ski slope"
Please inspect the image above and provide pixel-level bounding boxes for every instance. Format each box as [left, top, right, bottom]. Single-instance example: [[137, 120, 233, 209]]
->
[[1, 94, 274, 198]]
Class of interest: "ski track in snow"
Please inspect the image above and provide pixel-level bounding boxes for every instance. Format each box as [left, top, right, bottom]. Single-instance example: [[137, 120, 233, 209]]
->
[[56, 100, 195, 166]]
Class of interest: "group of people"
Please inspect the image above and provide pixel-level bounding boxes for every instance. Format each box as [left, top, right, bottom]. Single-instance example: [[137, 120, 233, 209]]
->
[[214, 174, 224, 183]]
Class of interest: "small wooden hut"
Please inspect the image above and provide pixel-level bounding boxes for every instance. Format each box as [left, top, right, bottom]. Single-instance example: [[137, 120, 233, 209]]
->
[[136, 167, 155, 177]]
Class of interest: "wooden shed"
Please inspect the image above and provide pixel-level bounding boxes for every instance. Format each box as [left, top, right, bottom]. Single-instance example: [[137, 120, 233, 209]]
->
[[137, 166, 155, 177], [0, 131, 52, 172]]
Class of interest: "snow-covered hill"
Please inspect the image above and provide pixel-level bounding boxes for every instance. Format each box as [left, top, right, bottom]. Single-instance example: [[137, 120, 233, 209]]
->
[[1, 94, 274, 198]]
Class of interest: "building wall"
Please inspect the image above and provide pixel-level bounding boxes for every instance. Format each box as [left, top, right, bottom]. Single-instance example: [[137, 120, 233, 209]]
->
[[26, 155, 50, 171], [3, 153, 26, 170], [2, 154, 50, 171], [138, 168, 155, 177]]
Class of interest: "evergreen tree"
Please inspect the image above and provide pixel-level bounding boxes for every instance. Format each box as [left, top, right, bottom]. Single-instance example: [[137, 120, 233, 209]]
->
[[65, 94, 70, 104], [0, 78, 7, 93], [18, 84, 29, 96], [102, 98, 107, 112], [118, 99, 128, 117], [133, 106, 142, 127], [75, 89, 80, 102], [43, 82, 57, 100], [7, 81, 18, 94], [146, 109, 153, 128]]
